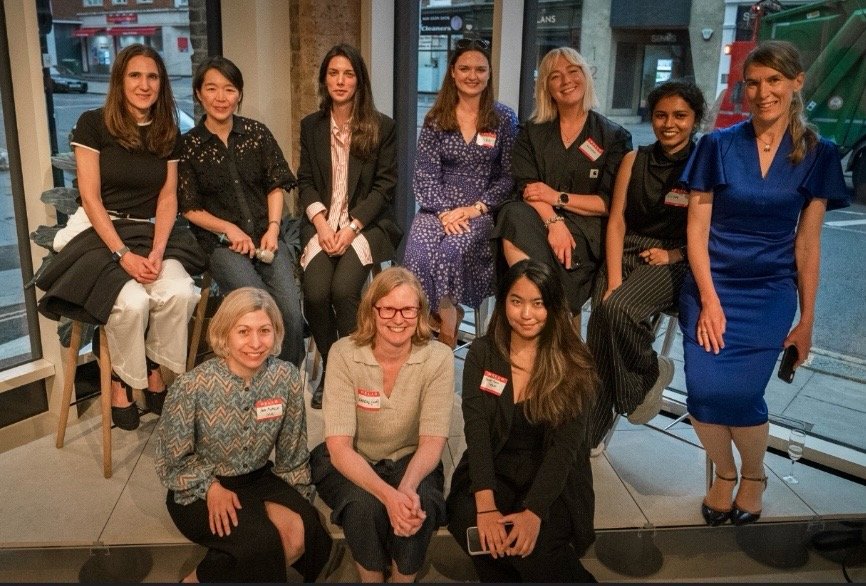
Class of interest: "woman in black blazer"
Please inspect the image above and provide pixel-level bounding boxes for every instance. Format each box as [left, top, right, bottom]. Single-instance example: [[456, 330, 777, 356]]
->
[[297, 44, 402, 409], [446, 260, 599, 582]]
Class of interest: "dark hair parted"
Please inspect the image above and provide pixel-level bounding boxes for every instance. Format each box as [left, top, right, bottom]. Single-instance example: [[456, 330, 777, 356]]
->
[[487, 260, 599, 427], [318, 44, 380, 160], [647, 79, 707, 134], [744, 40, 817, 164], [104, 44, 177, 157], [423, 44, 499, 132], [192, 55, 244, 108]]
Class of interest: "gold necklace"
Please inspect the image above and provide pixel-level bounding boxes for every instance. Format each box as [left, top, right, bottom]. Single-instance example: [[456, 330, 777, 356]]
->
[[757, 135, 774, 152]]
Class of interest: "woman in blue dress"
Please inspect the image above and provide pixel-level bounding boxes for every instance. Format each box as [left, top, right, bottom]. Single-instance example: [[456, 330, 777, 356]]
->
[[403, 39, 518, 348], [679, 41, 849, 526]]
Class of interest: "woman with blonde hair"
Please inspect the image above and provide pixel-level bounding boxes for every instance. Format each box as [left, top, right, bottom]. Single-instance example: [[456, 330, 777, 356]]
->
[[404, 38, 518, 347], [156, 287, 331, 582], [310, 267, 454, 583], [679, 40, 848, 526], [493, 47, 631, 315], [446, 259, 598, 582]]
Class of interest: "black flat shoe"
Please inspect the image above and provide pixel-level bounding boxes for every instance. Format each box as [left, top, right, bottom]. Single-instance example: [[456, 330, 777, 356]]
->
[[731, 475, 768, 526], [701, 473, 737, 526], [311, 379, 324, 410], [110, 372, 140, 431], [143, 388, 167, 415]]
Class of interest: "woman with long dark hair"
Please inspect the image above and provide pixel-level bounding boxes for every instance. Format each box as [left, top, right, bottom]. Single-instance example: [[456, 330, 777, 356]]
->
[[179, 56, 304, 366], [297, 44, 401, 409], [39, 44, 203, 431], [680, 41, 848, 526], [403, 39, 517, 347], [446, 259, 598, 582], [586, 80, 706, 447]]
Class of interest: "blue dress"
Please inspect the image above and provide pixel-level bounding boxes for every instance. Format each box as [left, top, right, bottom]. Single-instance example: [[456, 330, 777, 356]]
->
[[678, 122, 849, 426], [403, 102, 518, 308]]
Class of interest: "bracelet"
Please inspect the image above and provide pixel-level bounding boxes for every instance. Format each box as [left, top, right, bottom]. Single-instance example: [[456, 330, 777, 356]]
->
[[268, 220, 280, 228], [473, 201, 487, 215], [543, 215, 565, 228], [477, 509, 499, 514]]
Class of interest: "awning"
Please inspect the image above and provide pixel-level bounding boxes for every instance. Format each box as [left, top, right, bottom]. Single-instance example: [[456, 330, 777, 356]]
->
[[106, 26, 159, 36], [71, 27, 105, 38]]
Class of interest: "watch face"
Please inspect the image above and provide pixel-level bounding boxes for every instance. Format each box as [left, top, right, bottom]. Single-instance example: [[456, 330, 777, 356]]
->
[[559, 193, 569, 205]]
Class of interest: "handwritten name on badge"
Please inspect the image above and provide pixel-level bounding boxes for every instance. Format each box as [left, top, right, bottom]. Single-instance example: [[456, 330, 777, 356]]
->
[[664, 187, 689, 207], [356, 388, 381, 411], [579, 137, 604, 162], [480, 371, 507, 396], [255, 398, 283, 421], [476, 132, 497, 148]]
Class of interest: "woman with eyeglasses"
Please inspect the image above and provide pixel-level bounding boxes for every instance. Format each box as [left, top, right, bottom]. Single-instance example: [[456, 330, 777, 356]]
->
[[446, 260, 598, 582], [38, 44, 204, 431], [298, 44, 402, 410], [310, 267, 454, 583], [404, 38, 518, 348], [493, 47, 632, 318]]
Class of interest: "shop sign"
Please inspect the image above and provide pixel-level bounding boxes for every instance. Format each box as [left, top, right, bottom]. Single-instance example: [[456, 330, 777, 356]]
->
[[651, 32, 679, 44], [107, 13, 137, 24], [421, 14, 463, 34]]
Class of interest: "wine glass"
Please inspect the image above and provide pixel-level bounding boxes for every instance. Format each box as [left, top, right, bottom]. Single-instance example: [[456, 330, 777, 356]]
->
[[782, 427, 807, 484]]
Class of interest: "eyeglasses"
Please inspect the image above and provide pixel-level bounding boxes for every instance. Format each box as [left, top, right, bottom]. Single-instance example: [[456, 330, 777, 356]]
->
[[374, 305, 420, 319], [455, 38, 490, 51]]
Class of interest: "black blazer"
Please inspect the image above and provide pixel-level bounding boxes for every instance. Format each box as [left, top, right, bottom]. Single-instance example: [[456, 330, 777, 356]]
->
[[450, 335, 596, 555], [297, 110, 402, 263]]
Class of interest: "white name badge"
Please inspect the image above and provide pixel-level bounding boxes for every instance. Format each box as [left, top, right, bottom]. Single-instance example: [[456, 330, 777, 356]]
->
[[578, 137, 604, 161], [480, 371, 507, 396], [356, 388, 381, 411], [476, 132, 497, 148], [255, 398, 283, 421], [664, 188, 689, 207]]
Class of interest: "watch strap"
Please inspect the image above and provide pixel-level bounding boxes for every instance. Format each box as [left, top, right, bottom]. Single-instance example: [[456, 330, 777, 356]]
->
[[112, 245, 130, 262]]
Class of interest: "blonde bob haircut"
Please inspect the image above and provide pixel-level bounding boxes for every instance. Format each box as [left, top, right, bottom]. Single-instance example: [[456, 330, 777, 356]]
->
[[207, 287, 284, 359], [351, 267, 434, 348], [532, 47, 599, 123]]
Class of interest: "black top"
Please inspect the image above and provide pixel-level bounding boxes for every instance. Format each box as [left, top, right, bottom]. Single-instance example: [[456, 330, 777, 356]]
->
[[623, 141, 693, 241], [510, 110, 632, 261], [70, 108, 180, 219], [451, 335, 596, 555], [178, 115, 297, 255]]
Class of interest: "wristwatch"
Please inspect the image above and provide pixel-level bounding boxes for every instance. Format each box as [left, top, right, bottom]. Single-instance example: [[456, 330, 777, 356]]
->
[[556, 192, 569, 208], [349, 220, 361, 234], [111, 245, 130, 262]]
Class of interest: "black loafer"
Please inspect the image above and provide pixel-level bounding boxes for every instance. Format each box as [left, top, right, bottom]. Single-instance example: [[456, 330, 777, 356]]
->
[[144, 389, 167, 416], [111, 403, 140, 431], [311, 380, 324, 410]]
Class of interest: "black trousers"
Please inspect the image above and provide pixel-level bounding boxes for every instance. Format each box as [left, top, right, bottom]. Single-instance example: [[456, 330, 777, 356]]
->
[[302, 249, 370, 368], [166, 465, 332, 583]]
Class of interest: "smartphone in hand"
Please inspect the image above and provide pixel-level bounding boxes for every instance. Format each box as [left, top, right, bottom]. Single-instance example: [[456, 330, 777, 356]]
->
[[777, 345, 798, 384], [466, 523, 514, 556]]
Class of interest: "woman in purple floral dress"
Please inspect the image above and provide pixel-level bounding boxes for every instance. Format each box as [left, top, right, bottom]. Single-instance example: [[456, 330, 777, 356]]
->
[[403, 39, 518, 348]]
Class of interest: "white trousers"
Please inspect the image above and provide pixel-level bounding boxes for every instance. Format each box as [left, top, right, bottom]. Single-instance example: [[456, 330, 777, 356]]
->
[[107, 259, 199, 389]]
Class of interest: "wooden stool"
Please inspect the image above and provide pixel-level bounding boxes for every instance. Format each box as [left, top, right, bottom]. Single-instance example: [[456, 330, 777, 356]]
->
[[187, 272, 214, 371], [55, 322, 114, 478]]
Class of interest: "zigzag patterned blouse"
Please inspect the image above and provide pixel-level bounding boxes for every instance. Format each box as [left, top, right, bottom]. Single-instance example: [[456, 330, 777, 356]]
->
[[155, 356, 313, 505]]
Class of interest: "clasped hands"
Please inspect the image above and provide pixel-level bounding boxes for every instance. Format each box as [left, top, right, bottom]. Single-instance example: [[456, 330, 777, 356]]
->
[[384, 484, 427, 538], [476, 509, 541, 559], [119, 249, 163, 284], [316, 224, 356, 257], [438, 206, 479, 235]]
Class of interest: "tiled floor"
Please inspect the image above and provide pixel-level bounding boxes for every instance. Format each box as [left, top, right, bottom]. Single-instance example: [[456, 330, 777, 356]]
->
[[0, 349, 864, 582]]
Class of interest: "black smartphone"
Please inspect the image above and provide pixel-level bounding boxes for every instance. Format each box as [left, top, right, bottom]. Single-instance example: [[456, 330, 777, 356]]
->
[[466, 523, 513, 556], [778, 345, 798, 384]]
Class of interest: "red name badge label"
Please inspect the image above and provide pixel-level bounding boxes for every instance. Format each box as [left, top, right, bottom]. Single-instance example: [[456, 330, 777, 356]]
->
[[255, 398, 283, 421], [476, 132, 497, 148], [480, 371, 507, 396], [578, 137, 604, 161], [664, 187, 689, 207], [356, 388, 381, 411]]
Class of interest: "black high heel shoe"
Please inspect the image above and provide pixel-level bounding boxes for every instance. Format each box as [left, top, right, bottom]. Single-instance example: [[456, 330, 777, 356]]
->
[[110, 372, 140, 431], [143, 358, 167, 415], [701, 473, 737, 526], [731, 475, 768, 526]]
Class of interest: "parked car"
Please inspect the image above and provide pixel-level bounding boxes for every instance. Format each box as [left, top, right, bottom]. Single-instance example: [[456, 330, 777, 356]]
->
[[49, 65, 88, 94]]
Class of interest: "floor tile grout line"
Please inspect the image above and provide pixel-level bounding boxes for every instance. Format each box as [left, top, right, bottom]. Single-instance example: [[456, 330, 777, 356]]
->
[[601, 451, 653, 529]]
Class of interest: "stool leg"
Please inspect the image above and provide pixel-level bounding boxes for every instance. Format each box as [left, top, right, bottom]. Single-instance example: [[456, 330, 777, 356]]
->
[[187, 274, 212, 371], [99, 328, 113, 479], [660, 314, 678, 357], [56, 321, 83, 449]]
